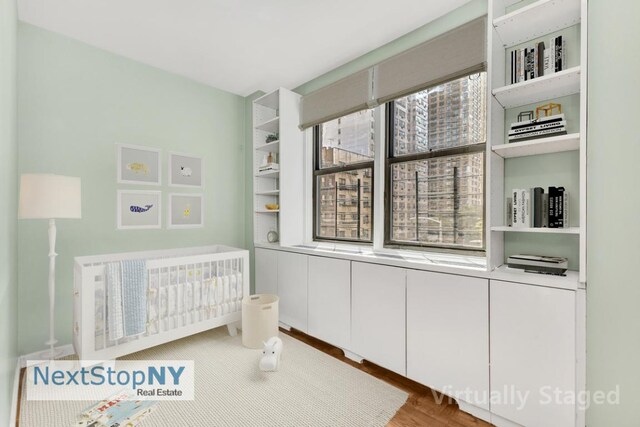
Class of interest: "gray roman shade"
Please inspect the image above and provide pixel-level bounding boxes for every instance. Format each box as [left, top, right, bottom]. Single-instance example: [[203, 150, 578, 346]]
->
[[376, 16, 487, 104], [300, 68, 372, 130], [299, 16, 486, 130]]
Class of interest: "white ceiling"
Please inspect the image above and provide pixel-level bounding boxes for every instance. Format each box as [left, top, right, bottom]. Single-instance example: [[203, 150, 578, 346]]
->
[[18, 0, 471, 96]]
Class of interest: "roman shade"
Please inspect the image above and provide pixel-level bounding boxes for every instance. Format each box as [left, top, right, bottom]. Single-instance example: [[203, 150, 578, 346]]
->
[[376, 16, 487, 103], [300, 68, 371, 130], [299, 16, 487, 130]]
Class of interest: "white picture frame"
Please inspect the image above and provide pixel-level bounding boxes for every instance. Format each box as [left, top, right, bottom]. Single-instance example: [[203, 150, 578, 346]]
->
[[117, 144, 162, 186], [117, 190, 162, 230], [168, 152, 204, 188], [168, 193, 204, 229]]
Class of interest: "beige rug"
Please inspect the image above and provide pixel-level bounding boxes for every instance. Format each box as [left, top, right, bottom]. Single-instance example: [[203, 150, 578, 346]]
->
[[20, 327, 407, 426]]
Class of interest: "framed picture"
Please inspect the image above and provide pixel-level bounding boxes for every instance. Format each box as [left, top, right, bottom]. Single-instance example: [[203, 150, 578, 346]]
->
[[117, 190, 162, 230], [168, 193, 204, 229], [117, 144, 162, 186], [169, 152, 203, 188]]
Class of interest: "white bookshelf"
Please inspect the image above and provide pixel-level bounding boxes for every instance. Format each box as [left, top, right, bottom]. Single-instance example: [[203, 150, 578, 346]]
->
[[492, 66, 581, 108], [492, 133, 580, 158], [491, 226, 580, 234], [493, 0, 581, 47], [486, 0, 587, 284], [253, 88, 304, 247]]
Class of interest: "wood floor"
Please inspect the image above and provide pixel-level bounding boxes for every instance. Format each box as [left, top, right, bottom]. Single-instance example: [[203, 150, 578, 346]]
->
[[281, 328, 493, 427], [16, 329, 493, 427]]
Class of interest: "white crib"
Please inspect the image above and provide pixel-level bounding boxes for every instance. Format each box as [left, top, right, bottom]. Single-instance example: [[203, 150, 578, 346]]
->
[[73, 245, 249, 361]]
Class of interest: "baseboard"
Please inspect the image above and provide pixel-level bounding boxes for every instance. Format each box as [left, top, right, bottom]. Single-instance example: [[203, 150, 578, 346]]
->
[[18, 344, 75, 368], [456, 400, 492, 424], [9, 359, 20, 427], [342, 350, 364, 364]]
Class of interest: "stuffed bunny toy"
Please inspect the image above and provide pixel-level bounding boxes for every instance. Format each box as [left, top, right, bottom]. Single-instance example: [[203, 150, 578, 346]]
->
[[259, 336, 283, 372]]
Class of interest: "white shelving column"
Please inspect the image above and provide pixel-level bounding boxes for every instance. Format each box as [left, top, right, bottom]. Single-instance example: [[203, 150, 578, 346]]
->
[[487, 0, 587, 285], [253, 88, 304, 247]]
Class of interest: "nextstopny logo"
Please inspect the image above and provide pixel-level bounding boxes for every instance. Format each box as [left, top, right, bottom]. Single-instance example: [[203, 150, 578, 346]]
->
[[26, 360, 195, 401]]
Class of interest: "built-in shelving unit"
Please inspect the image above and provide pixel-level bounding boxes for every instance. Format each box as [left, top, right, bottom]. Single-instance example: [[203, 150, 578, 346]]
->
[[492, 133, 580, 158], [253, 88, 304, 246], [487, 0, 587, 285], [491, 226, 580, 234], [493, 0, 581, 47], [492, 66, 581, 108]]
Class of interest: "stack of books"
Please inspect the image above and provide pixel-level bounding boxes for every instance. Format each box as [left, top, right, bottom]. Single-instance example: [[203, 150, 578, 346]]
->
[[508, 113, 567, 143], [258, 162, 279, 173], [75, 391, 157, 427], [509, 35, 566, 84], [507, 187, 569, 228]]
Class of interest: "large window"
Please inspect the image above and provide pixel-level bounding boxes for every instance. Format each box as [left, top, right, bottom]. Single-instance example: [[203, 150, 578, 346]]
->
[[386, 72, 487, 251], [314, 110, 375, 242]]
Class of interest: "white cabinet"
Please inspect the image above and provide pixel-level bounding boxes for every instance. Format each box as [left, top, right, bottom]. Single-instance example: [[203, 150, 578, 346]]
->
[[308, 256, 350, 350], [351, 262, 406, 375], [490, 280, 576, 427], [406, 271, 489, 410], [255, 248, 278, 295], [277, 251, 308, 332]]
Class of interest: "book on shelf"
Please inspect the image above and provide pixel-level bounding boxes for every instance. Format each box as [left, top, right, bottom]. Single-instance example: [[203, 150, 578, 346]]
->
[[508, 114, 567, 143], [512, 188, 531, 228], [509, 36, 566, 84], [508, 186, 569, 229]]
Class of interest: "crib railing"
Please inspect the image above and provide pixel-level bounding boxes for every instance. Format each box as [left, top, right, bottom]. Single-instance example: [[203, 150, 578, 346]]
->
[[74, 246, 250, 361]]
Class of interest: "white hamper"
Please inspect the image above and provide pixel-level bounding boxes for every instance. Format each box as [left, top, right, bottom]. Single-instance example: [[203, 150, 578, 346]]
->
[[242, 294, 279, 349]]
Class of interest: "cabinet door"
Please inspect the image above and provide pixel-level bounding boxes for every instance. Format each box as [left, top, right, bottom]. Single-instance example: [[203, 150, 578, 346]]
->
[[351, 262, 406, 375], [490, 280, 575, 427], [407, 270, 489, 410], [308, 256, 350, 349], [255, 248, 278, 295], [277, 251, 308, 332]]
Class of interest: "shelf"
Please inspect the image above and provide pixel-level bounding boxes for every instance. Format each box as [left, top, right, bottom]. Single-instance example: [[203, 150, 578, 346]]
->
[[254, 90, 279, 110], [256, 190, 280, 196], [255, 140, 279, 152], [493, 0, 581, 48], [491, 265, 580, 290], [255, 170, 280, 178], [491, 226, 580, 234], [492, 133, 580, 158], [254, 116, 279, 133], [256, 209, 280, 214], [492, 66, 581, 109]]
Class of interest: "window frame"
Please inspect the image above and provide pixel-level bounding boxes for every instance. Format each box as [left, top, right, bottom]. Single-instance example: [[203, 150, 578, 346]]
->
[[383, 91, 487, 254], [312, 124, 375, 244]]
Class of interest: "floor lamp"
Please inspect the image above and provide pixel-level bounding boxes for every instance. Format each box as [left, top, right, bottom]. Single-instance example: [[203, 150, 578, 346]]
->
[[19, 174, 82, 359]]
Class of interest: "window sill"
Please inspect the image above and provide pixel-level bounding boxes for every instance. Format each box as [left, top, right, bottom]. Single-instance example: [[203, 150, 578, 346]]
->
[[256, 241, 487, 275]]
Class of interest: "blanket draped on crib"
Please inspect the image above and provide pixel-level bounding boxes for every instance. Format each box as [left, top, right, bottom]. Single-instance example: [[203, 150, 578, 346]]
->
[[106, 259, 148, 340], [121, 259, 148, 337]]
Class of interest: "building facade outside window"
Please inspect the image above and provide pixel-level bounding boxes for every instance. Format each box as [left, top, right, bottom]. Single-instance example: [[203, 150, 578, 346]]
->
[[386, 72, 487, 251], [314, 109, 375, 243]]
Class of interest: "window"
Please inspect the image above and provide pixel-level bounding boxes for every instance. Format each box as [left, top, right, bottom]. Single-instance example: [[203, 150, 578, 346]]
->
[[314, 109, 375, 243], [385, 73, 487, 251]]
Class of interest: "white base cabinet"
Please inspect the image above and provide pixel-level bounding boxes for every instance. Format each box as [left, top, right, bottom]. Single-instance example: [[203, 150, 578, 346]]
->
[[253, 248, 582, 426], [407, 270, 490, 410], [351, 262, 406, 376], [490, 280, 576, 427], [307, 256, 351, 350], [277, 251, 308, 332], [255, 248, 278, 295]]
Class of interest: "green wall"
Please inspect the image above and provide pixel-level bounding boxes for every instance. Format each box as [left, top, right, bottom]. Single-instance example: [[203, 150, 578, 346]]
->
[[587, 0, 640, 425], [17, 23, 247, 355], [0, 0, 18, 423]]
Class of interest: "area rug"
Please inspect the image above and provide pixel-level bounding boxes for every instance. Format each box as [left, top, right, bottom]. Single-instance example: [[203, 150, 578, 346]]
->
[[19, 327, 408, 426]]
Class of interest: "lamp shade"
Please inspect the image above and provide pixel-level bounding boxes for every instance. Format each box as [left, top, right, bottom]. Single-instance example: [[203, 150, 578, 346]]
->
[[18, 174, 82, 219]]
